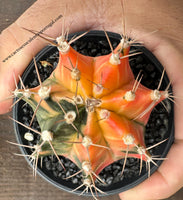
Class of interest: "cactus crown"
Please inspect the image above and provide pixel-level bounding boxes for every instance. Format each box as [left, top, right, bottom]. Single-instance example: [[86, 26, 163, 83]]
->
[[11, 30, 173, 199]]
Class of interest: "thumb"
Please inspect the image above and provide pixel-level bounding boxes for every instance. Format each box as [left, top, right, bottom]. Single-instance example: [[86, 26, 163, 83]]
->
[[0, 0, 60, 114], [0, 0, 95, 114], [0, 22, 48, 114]]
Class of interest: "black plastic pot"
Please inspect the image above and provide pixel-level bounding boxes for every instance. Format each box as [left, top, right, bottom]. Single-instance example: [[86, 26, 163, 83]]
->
[[13, 31, 174, 197]]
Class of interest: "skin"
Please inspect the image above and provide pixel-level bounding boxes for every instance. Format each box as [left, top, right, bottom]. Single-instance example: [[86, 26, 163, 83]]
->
[[0, 0, 183, 199]]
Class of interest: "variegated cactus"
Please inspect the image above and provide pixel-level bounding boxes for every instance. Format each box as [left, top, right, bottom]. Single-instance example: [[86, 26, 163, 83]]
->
[[10, 30, 171, 199]]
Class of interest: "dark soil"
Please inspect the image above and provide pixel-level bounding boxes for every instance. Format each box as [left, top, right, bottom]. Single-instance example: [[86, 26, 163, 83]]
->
[[14, 31, 173, 193]]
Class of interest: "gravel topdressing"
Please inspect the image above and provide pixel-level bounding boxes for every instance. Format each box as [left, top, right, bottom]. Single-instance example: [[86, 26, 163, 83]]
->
[[14, 31, 173, 194]]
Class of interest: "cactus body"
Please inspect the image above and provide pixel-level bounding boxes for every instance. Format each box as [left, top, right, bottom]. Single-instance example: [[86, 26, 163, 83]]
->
[[13, 31, 171, 197]]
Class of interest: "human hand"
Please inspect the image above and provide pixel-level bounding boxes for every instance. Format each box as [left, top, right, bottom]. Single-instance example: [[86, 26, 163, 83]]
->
[[0, 0, 183, 200]]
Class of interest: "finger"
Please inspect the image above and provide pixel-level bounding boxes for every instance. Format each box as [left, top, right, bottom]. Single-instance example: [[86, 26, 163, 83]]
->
[[119, 141, 183, 200], [0, 23, 52, 114], [0, 0, 62, 114]]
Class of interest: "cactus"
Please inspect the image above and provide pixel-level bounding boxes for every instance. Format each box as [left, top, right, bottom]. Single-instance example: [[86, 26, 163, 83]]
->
[[9, 29, 173, 199]]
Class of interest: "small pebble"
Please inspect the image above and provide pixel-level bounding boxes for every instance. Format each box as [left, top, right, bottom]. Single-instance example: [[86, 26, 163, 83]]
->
[[24, 132, 34, 141]]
